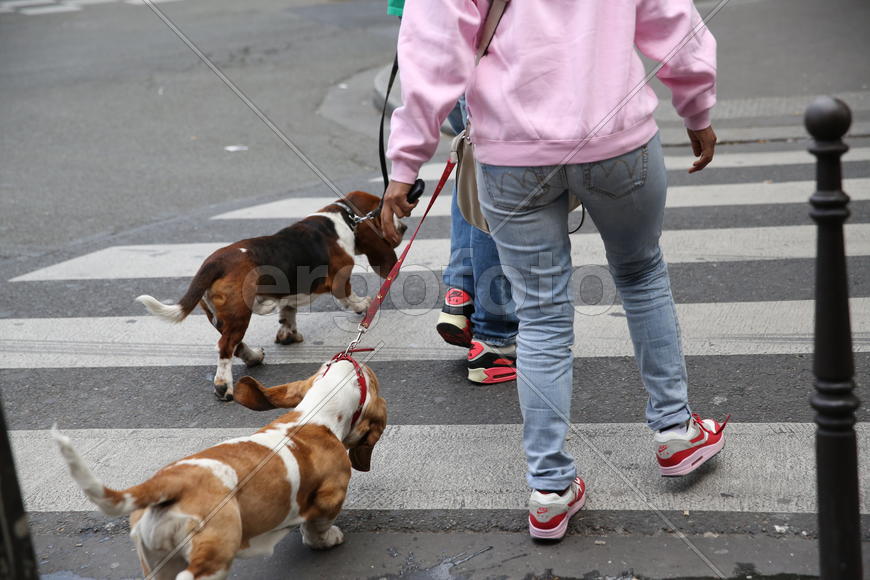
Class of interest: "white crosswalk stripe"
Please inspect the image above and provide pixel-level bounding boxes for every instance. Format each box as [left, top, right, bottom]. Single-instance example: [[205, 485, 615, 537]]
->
[[13, 423, 870, 513], [6, 142, 869, 534], [211, 178, 870, 220], [1, 298, 869, 368], [11, 224, 870, 281]]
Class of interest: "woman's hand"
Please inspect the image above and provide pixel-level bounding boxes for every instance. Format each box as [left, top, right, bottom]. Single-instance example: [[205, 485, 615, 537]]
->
[[380, 179, 417, 245], [687, 125, 717, 174]]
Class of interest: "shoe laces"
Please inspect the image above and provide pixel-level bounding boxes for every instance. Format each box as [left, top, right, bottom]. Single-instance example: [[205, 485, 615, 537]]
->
[[691, 412, 730, 436]]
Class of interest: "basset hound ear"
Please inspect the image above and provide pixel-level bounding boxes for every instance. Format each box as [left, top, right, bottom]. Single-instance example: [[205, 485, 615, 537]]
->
[[354, 220, 399, 279], [343, 190, 400, 279], [233, 375, 317, 411], [347, 395, 387, 472]]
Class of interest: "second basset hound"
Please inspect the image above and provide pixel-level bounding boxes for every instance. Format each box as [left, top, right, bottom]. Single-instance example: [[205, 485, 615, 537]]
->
[[135, 190, 406, 400], [53, 357, 386, 580]]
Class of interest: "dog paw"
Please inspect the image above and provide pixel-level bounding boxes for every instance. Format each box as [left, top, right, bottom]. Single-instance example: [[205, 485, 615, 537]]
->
[[213, 381, 234, 401], [243, 347, 265, 368], [302, 525, 343, 550], [349, 296, 371, 314], [275, 329, 304, 345]]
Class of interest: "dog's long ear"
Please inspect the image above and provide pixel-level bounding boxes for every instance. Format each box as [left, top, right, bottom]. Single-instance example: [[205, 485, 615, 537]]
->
[[234, 375, 317, 411], [347, 395, 387, 472], [355, 221, 398, 279]]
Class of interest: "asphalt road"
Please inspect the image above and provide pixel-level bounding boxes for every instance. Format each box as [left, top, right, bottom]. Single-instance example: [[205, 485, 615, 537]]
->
[[2, 0, 870, 579]]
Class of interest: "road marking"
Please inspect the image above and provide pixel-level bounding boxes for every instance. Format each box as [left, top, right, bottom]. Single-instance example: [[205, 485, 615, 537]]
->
[[14, 423, 870, 513], [211, 178, 870, 220], [19, 3, 79, 13], [0, 0, 56, 6], [0, 298, 867, 368], [371, 148, 870, 183], [12, 224, 870, 281]]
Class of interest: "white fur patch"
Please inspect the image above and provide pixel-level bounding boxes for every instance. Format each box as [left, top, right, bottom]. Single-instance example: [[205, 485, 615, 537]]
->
[[214, 358, 232, 386], [136, 295, 185, 323], [309, 212, 356, 257], [237, 528, 291, 559], [174, 458, 238, 490]]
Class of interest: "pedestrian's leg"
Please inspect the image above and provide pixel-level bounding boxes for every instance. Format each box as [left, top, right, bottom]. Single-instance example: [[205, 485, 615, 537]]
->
[[477, 163, 576, 491], [469, 225, 518, 347], [570, 134, 690, 431]]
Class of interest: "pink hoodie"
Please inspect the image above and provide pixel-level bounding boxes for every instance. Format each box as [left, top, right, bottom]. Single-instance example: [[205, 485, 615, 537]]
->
[[387, 0, 717, 183]]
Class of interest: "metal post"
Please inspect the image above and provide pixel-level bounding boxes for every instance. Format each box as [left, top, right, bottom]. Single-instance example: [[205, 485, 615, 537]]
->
[[0, 391, 39, 579], [806, 95, 862, 579]]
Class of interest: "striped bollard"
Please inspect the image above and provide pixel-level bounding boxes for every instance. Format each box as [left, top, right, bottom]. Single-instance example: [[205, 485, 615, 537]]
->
[[805, 95, 862, 579]]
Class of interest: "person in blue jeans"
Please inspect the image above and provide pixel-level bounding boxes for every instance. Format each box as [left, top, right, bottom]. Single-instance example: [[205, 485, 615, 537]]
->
[[388, 2, 518, 384], [438, 97, 520, 384], [382, 0, 728, 541]]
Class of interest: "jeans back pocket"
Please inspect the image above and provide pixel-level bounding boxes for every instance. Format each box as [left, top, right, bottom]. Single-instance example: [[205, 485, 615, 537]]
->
[[583, 143, 648, 199]]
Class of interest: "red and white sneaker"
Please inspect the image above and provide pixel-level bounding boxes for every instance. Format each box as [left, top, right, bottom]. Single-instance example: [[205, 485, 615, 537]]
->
[[528, 477, 586, 540], [467, 340, 516, 384], [655, 413, 729, 477], [436, 288, 474, 348]]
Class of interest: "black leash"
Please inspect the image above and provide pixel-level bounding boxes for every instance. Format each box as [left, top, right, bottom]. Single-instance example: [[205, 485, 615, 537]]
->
[[379, 53, 425, 205]]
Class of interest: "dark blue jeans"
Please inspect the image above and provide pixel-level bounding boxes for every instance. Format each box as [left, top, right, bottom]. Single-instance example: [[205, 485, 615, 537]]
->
[[442, 98, 518, 347]]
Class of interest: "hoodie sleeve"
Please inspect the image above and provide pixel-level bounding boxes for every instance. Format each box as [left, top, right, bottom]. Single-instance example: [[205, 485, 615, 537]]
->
[[386, 0, 482, 183], [635, 0, 717, 130]]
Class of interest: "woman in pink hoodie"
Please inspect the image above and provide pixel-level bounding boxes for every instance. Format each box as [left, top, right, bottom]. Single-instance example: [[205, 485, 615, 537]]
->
[[382, 0, 727, 540]]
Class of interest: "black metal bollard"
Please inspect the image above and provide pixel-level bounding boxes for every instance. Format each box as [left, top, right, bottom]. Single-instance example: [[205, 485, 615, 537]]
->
[[806, 95, 862, 579], [0, 392, 39, 579]]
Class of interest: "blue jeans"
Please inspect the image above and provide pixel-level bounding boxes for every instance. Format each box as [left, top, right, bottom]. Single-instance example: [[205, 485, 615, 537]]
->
[[442, 98, 518, 347], [477, 133, 691, 490]]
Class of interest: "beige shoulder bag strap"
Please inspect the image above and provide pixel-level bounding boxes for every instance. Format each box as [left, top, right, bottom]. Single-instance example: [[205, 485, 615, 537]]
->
[[476, 0, 509, 63], [452, 0, 510, 233]]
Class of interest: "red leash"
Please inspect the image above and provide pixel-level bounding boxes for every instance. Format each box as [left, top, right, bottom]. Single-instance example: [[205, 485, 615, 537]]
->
[[363, 160, 456, 329], [341, 159, 457, 355]]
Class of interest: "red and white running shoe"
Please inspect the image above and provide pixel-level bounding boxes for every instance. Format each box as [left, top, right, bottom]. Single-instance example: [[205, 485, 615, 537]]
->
[[655, 413, 729, 477], [528, 477, 586, 540], [466, 340, 516, 384], [436, 288, 474, 348]]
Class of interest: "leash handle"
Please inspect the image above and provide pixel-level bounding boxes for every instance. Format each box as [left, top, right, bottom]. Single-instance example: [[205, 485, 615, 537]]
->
[[360, 160, 457, 330], [407, 179, 425, 204]]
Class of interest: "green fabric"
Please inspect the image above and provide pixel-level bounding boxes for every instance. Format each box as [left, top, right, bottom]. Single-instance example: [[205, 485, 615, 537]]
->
[[387, 0, 404, 17]]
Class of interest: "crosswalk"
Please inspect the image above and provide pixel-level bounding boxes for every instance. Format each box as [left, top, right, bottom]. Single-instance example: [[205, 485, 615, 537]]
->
[[4, 142, 870, 554]]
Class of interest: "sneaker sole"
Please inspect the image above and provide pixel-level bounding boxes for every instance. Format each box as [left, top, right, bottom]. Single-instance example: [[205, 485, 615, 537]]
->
[[436, 313, 472, 348], [467, 366, 517, 384], [528, 492, 586, 540], [659, 436, 725, 477]]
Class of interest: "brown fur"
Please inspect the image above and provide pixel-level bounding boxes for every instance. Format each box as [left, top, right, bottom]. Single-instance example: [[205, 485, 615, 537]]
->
[[57, 365, 386, 579], [137, 191, 405, 400]]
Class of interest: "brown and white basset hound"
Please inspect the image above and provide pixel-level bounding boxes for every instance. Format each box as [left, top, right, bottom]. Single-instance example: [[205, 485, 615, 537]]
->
[[53, 357, 386, 580], [135, 191, 406, 400]]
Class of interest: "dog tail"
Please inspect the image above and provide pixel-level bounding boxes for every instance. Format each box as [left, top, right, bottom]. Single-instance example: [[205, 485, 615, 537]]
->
[[136, 261, 223, 323], [52, 425, 182, 516]]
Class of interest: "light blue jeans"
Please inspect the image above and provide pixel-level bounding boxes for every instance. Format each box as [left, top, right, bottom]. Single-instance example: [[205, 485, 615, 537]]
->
[[477, 133, 691, 490], [443, 97, 518, 346]]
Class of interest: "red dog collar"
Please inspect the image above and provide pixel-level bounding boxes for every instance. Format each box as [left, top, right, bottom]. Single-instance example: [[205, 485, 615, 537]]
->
[[324, 348, 373, 429]]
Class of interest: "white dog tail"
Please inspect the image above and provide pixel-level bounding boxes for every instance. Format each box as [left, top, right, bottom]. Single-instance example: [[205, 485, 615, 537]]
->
[[52, 425, 179, 517], [135, 295, 186, 323], [136, 260, 223, 323]]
